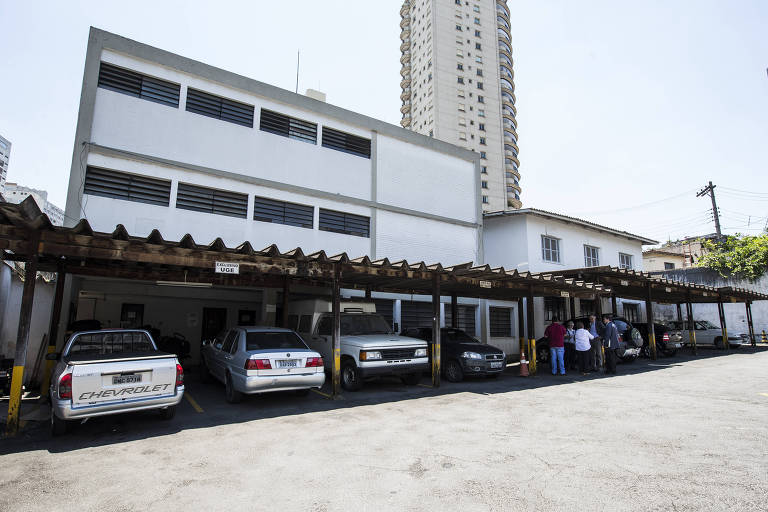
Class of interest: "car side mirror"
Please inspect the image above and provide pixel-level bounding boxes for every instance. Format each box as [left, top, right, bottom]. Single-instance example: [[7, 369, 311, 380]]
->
[[45, 352, 60, 361]]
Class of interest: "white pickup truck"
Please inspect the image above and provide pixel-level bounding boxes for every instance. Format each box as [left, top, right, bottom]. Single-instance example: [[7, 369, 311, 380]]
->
[[48, 329, 184, 436], [287, 300, 429, 391]]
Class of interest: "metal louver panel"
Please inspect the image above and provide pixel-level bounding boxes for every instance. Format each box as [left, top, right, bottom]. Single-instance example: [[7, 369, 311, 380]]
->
[[186, 88, 254, 127], [445, 306, 477, 335], [489, 307, 512, 337], [176, 183, 248, 218], [318, 209, 370, 238], [373, 299, 394, 328], [401, 301, 434, 329], [259, 109, 317, 144], [253, 196, 313, 228], [84, 166, 171, 206], [321, 127, 371, 158], [97, 62, 180, 108]]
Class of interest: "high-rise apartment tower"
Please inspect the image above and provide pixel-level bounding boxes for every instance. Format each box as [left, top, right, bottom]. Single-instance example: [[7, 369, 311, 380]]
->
[[0, 134, 10, 196], [399, 0, 520, 211]]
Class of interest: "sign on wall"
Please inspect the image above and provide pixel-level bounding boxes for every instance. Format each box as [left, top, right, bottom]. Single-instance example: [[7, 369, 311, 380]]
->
[[215, 262, 240, 274]]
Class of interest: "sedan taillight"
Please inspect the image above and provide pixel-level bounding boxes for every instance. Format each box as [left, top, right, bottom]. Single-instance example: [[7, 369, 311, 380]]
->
[[245, 359, 272, 370], [305, 357, 324, 367], [662, 333, 670, 342], [59, 372, 72, 400], [175, 363, 184, 386]]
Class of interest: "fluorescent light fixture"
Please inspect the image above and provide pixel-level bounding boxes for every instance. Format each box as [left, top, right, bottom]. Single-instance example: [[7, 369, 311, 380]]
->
[[156, 281, 213, 288]]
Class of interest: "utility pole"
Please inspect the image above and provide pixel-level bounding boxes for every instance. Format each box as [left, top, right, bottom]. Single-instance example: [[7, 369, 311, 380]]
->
[[697, 181, 722, 238]]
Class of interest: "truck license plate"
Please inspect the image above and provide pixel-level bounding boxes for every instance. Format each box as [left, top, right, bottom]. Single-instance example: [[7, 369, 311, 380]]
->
[[113, 374, 141, 385], [277, 360, 298, 368], [490, 362, 503, 369]]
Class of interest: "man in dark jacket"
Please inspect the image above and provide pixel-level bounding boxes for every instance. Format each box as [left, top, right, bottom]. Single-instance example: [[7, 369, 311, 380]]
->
[[602, 314, 620, 374]]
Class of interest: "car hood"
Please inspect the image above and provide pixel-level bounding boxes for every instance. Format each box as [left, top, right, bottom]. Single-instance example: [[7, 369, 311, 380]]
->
[[449, 342, 504, 354], [342, 334, 427, 348]]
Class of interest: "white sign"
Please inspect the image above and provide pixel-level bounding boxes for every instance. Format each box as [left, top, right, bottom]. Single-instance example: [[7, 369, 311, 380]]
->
[[620, 280, 629, 286], [215, 262, 240, 274], [266, 304, 277, 313], [479, 280, 492, 288], [560, 291, 570, 298], [665, 287, 672, 293]]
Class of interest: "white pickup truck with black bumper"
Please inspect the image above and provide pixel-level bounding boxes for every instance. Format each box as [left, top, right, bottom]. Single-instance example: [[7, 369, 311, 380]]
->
[[48, 329, 184, 436]]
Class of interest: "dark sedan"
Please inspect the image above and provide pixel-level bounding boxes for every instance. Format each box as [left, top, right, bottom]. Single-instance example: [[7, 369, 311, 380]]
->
[[400, 328, 506, 382]]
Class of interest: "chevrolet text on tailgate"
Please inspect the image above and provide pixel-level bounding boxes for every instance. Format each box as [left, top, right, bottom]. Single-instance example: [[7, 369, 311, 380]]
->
[[48, 329, 184, 436], [288, 300, 429, 391]]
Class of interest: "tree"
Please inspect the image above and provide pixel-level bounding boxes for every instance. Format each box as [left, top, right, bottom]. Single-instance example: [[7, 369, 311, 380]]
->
[[697, 234, 768, 279]]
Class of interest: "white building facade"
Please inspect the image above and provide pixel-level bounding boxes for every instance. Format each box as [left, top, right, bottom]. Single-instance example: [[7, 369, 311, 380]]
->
[[0, 134, 10, 196], [4, 183, 65, 226]]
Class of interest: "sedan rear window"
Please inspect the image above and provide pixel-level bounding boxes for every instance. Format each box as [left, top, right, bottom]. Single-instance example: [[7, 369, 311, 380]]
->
[[246, 332, 308, 351], [68, 332, 154, 355]]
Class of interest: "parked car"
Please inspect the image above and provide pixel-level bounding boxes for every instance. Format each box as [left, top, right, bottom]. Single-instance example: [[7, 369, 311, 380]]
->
[[536, 316, 643, 364], [200, 326, 325, 403], [48, 329, 184, 436], [289, 299, 429, 391], [633, 322, 682, 357], [400, 327, 506, 382], [665, 320, 747, 349]]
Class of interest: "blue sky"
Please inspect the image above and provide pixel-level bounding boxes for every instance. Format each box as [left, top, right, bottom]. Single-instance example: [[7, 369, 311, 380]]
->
[[1, 0, 766, 244]]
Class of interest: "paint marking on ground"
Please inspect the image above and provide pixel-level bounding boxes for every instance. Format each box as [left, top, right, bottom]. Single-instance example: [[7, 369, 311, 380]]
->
[[311, 389, 333, 399], [417, 384, 434, 389], [184, 393, 204, 413]]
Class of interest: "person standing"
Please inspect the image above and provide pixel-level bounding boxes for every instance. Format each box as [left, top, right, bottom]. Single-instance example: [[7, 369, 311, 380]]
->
[[574, 321, 594, 375], [564, 321, 576, 370], [544, 317, 567, 376], [588, 314, 603, 372], [602, 314, 620, 374]]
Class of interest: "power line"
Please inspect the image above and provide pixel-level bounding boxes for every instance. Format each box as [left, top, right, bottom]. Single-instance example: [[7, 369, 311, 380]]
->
[[569, 189, 698, 215], [697, 181, 721, 238]]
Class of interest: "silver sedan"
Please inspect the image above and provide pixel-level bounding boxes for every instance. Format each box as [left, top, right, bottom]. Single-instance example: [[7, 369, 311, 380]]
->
[[200, 327, 325, 403]]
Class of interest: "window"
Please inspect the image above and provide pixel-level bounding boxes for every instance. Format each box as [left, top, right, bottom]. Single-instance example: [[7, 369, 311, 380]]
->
[[458, 103, 466, 111], [623, 303, 639, 323], [477, 82, 484, 90], [253, 196, 313, 228], [479, 123, 485, 131], [664, 262, 676, 270], [479, 137, 486, 145], [579, 299, 595, 317], [457, 89, 465, 98], [221, 330, 238, 353], [541, 235, 561, 263], [481, 180, 488, 189], [482, 195, 488, 204], [84, 166, 171, 207], [476, 56, 483, 63], [619, 253, 634, 269], [458, 117, 466, 126], [481, 166, 487, 173], [457, 77, 464, 84], [474, 29, 481, 37], [259, 109, 317, 144], [474, 17, 480, 24], [544, 297, 566, 322], [457, 63, 464, 70], [456, 24, 462, 31], [322, 127, 371, 158], [478, 109, 485, 117], [473, 5, 480, 12], [489, 307, 512, 337], [176, 183, 248, 218], [480, 151, 486, 159], [97, 62, 180, 108], [319, 208, 370, 238], [475, 42, 482, 50], [459, 131, 467, 140], [455, 0, 461, 4], [186, 88, 254, 127], [476, 69, 483, 77], [584, 245, 600, 267], [478, 95, 485, 103]]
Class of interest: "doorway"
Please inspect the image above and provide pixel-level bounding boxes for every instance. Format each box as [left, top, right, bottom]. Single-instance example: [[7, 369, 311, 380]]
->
[[202, 308, 227, 342]]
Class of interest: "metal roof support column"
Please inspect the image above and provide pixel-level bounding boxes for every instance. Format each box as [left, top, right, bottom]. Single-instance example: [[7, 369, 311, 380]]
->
[[686, 293, 697, 355], [365, 285, 372, 300], [281, 277, 290, 328], [517, 297, 526, 361], [331, 265, 341, 398], [526, 286, 536, 375], [431, 274, 441, 388], [746, 301, 756, 347], [451, 294, 458, 329], [676, 303, 683, 323], [611, 294, 618, 316], [40, 261, 66, 398], [569, 297, 576, 320], [5, 232, 40, 437], [717, 295, 729, 350], [645, 282, 657, 360]]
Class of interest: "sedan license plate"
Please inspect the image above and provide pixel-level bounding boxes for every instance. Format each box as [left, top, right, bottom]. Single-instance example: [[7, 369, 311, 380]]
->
[[277, 359, 298, 368], [490, 361, 503, 369], [113, 374, 141, 385]]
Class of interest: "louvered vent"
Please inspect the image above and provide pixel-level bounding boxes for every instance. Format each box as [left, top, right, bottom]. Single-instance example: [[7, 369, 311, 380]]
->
[[321, 127, 371, 158], [97, 62, 180, 108], [253, 197, 313, 228], [176, 183, 248, 218], [318, 209, 370, 238], [84, 166, 171, 206], [259, 109, 317, 144], [185, 88, 254, 127]]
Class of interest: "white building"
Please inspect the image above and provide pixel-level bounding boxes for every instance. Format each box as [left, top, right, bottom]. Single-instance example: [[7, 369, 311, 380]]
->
[[0, 134, 10, 195], [3, 182, 65, 226], [399, 0, 521, 211], [484, 209, 658, 340]]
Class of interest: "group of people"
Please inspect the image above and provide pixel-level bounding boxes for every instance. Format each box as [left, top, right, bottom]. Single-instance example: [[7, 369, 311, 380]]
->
[[543, 314, 620, 376]]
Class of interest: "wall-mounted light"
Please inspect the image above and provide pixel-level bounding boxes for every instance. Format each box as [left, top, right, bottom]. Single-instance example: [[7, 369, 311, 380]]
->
[[156, 281, 213, 288]]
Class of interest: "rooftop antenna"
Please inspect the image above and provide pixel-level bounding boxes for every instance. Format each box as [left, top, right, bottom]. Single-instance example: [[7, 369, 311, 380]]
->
[[295, 50, 300, 94]]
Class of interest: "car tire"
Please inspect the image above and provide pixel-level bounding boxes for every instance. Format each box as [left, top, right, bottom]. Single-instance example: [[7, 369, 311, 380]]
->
[[444, 360, 463, 383], [225, 373, 243, 403], [50, 406, 68, 437], [537, 346, 549, 364], [159, 405, 176, 420], [341, 359, 363, 392], [199, 357, 211, 383], [401, 373, 421, 386], [295, 389, 310, 397]]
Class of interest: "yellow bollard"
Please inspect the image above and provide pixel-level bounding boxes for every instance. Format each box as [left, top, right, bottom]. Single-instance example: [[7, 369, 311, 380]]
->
[[762, 330, 767, 343], [601, 345, 606, 370], [529, 338, 537, 375], [5, 366, 25, 436]]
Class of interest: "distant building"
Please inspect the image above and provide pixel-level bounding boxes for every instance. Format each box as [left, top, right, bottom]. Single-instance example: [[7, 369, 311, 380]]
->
[[642, 249, 688, 271], [0, 135, 10, 195], [3, 183, 65, 226]]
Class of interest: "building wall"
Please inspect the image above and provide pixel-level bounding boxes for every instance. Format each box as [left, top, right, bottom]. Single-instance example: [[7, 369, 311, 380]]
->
[[643, 253, 686, 272], [4, 182, 65, 226], [0, 135, 10, 195]]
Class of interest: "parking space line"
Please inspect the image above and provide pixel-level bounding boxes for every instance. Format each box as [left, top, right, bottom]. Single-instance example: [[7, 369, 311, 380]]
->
[[311, 389, 333, 399], [417, 384, 433, 389], [184, 393, 204, 413]]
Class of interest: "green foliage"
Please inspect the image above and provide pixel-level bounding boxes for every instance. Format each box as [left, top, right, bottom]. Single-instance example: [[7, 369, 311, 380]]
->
[[697, 234, 768, 279]]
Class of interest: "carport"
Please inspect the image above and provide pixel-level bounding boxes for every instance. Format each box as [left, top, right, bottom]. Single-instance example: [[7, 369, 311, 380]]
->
[[555, 266, 768, 358], [1, 198, 612, 435]]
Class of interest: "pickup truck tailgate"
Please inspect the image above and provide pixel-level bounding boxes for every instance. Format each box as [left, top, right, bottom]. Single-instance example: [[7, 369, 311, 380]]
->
[[71, 357, 177, 407]]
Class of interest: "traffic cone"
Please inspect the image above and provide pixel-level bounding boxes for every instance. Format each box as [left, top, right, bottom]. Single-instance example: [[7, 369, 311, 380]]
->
[[519, 352, 530, 377]]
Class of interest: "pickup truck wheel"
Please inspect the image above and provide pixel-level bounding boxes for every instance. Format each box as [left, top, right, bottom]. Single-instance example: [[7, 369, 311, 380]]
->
[[50, 407, 67, 437], [225, 373, 243, 403], [401, 373, 421, 386], [159, 405, 176, 420], [341, 359, 363, 391], [444, 360, 464, 382]]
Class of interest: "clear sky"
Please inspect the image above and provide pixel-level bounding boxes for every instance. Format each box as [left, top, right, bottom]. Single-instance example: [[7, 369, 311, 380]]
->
[[1, 0, 766, 245]]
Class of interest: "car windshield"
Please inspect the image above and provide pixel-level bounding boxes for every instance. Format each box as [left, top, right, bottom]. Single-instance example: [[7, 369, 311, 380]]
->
[[246, 332, 308, 351], [340, 314, 393, 335], [696, 320, 719, 330], [68, 332, 154, 355]]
